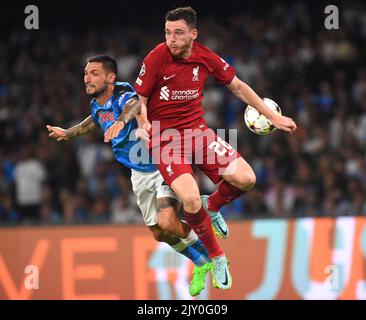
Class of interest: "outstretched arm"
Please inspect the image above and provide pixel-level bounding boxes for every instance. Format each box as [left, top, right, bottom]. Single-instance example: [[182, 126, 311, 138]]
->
[[135, 95, 151, 142], [227, 76, 297, 133], [104, 98, 144, 142], [46, 115, 97, 141], [135, 95, 150, 128]]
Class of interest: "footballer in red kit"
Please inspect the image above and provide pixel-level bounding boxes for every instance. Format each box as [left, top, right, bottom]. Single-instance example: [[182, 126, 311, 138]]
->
[[133, 6, 297, 290], [136, 40, 240, 186], [135, 41, 235, 131]]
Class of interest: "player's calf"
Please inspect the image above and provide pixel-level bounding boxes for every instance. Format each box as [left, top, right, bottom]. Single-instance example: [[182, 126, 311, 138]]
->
[[157, 198, 190, 239], [149, 225, 179, 244]]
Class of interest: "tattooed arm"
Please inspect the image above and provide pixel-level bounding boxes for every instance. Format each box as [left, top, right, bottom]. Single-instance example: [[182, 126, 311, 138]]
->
[[118, 97, 141, 124], [135, 94, 151, 142], [104, 98, 141, 143], [46, 115, 97, 141]]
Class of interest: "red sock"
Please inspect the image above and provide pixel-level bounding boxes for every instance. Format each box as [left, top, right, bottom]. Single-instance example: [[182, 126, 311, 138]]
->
[[208, 180, 245, 212], [184, 207, 223, 258]]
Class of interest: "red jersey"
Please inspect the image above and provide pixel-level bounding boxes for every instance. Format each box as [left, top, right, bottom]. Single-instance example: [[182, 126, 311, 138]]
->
[[135, 41, 236, 131]]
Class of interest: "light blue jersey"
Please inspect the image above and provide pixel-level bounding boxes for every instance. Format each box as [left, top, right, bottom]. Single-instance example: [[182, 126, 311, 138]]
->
[[90, 82, 155, 173]]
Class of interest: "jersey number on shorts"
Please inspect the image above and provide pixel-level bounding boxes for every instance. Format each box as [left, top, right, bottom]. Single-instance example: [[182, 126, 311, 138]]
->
[[208, 137, 235, 157]]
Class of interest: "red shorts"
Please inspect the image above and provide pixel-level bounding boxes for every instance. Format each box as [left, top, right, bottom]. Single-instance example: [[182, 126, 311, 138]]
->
[[149, 119, 241, 186]]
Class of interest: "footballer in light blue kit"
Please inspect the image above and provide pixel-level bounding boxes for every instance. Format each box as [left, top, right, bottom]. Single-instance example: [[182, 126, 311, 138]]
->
[[90, 80, 155, 173], [46, 55, 212, 296]]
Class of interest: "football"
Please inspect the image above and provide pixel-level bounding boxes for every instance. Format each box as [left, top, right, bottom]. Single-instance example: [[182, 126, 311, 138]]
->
[[244, 98, 282, 135]]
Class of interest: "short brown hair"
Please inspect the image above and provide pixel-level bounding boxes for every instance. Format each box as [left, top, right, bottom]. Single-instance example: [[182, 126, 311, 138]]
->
[[165, 6, 197, 28], [86, 54, 118, 75]]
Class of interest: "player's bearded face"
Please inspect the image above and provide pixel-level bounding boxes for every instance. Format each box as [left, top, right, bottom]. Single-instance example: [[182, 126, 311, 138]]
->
[[85, 80, 108, 98], [84, 62, 109, 98], [165, 20, 197, 58]]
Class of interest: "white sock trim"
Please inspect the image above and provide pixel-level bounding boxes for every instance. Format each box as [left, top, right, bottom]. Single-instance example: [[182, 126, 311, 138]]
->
[[171, 240, 187, 252], [181, 229, 198, 246]]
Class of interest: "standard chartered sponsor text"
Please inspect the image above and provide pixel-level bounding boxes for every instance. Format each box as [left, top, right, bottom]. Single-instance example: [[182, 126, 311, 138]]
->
[[171, 89, 199, 100]]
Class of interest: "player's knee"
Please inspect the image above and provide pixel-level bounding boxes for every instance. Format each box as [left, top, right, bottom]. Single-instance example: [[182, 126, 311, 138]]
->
[[246, 171, 256, 189], [237, 171, 256, 190], [181, 193, 201, 212]]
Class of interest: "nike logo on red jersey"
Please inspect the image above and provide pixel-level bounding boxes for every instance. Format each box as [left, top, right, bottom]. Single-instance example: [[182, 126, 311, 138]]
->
[[163, 74, 176, 80]]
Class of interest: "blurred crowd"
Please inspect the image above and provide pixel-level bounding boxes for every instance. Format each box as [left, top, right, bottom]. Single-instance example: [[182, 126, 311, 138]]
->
[[1, 2, 366, 225]]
